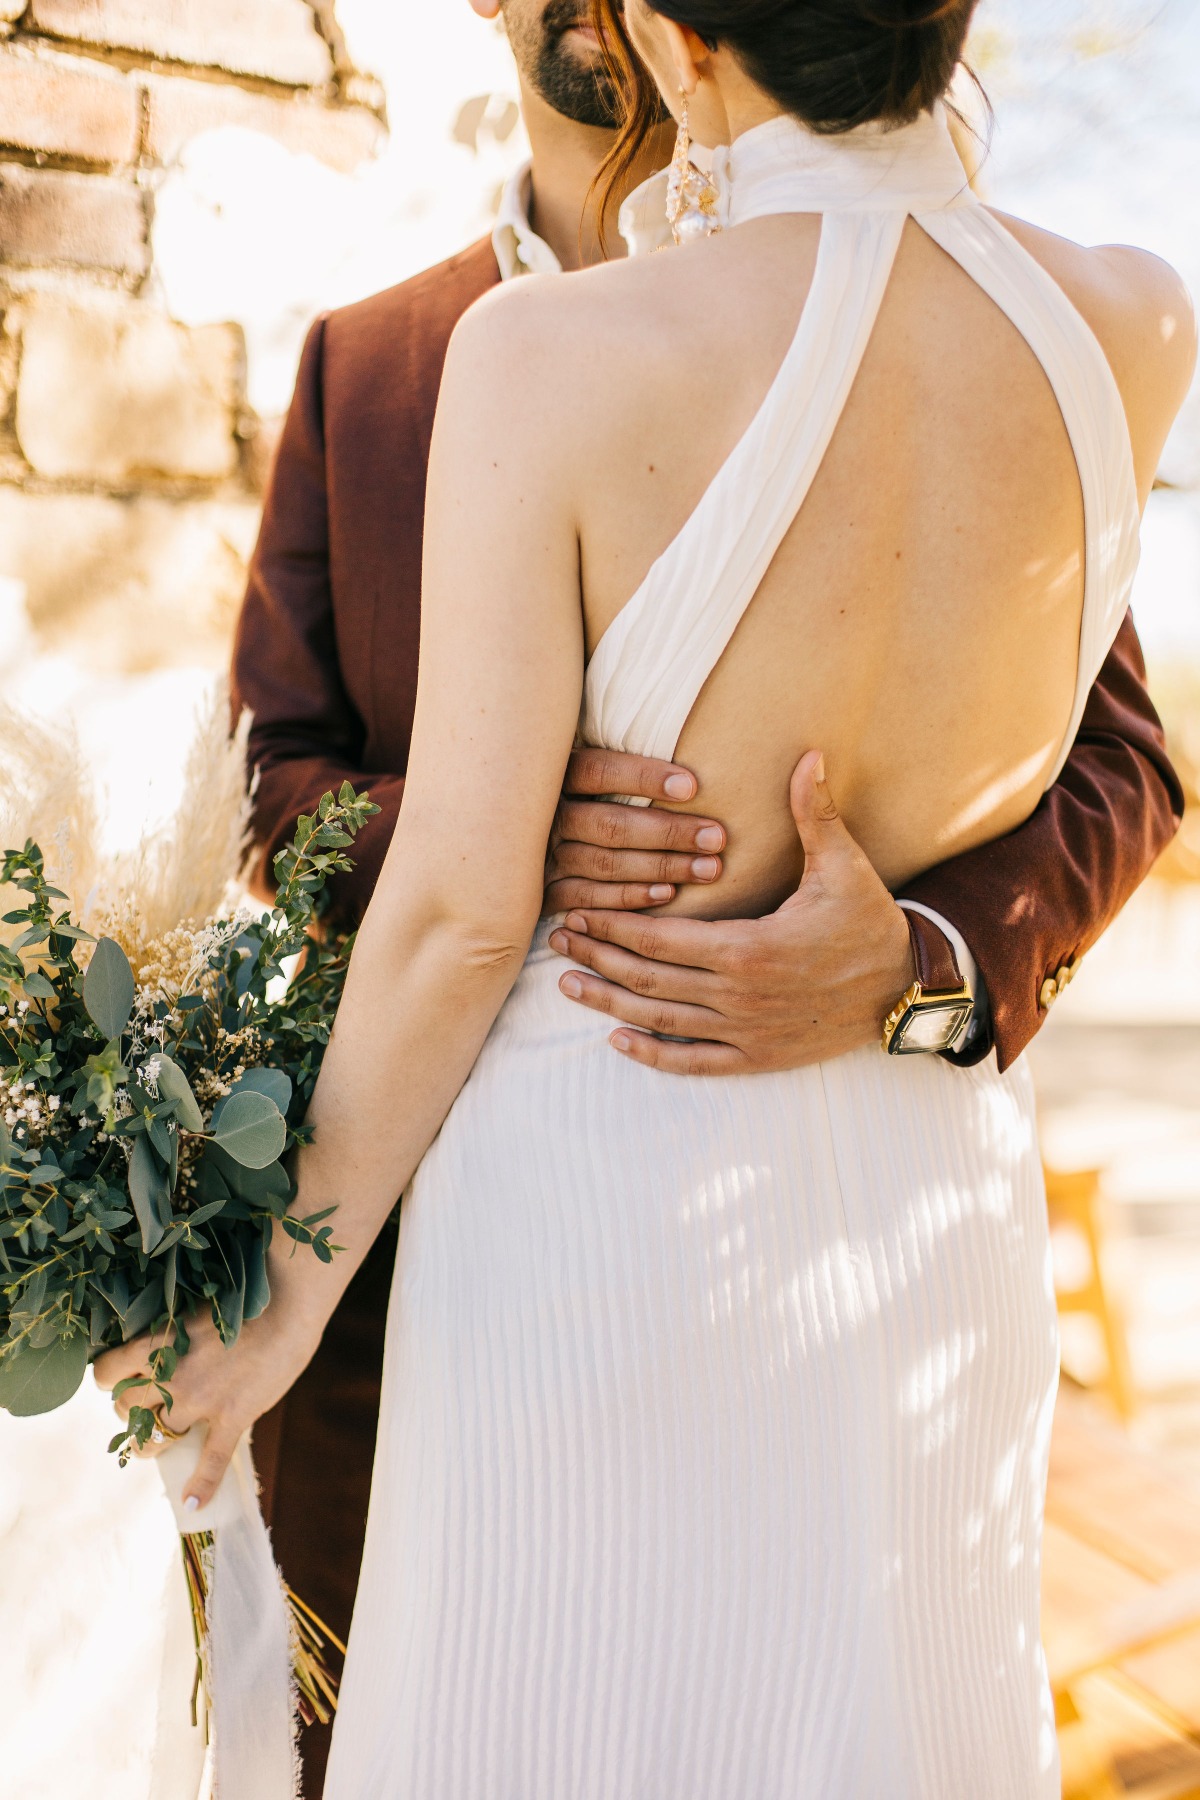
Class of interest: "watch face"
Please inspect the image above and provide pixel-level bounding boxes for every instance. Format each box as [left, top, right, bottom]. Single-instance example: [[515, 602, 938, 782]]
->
[[896, 1000, 973, 1054]]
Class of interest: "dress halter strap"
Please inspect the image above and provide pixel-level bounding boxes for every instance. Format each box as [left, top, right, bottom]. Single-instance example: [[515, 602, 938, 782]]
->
[[581, 209, 905, 766], [583, 105, 1142, 791]]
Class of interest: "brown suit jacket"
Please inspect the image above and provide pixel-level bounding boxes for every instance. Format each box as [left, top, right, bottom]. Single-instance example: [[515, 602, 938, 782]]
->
[[233, 235, 1182, 1795]]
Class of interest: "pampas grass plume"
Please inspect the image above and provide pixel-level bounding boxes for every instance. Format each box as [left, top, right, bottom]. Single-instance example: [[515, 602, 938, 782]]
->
[[0, 684, 254, 979]]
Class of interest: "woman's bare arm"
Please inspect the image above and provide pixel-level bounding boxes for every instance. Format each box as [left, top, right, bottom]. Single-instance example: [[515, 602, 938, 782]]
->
[[98, 280, 588, 1502]]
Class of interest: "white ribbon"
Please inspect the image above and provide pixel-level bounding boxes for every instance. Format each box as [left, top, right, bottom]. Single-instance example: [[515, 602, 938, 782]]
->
[[155, 1432, 299, 1800]]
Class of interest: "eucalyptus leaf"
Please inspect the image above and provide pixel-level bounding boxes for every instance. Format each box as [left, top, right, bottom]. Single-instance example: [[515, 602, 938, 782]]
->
[[147, 1115, 173, 1163], [121, 1279, 164, 1342], [128, 1135, 169, 1254], [21, 1266, 47, 1317], [154, 1055, 204, 1134], [207, 1144, 290, 1208], [22, 971, 56, 1000], [243, 1233, 270, 1321], [0, 1332, 88, 1416], [212, 1091, 286, 1171], [232, 932, 259, 1000], [83, 938, 135, 1041], [195, 1154, 232, 1210], [229, 1067, 292, 1117], [214, 1238, 246, 1344]]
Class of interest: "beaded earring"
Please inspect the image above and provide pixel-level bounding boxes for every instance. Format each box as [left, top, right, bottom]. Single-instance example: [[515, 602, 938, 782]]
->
[[665, 91, 721, 246]]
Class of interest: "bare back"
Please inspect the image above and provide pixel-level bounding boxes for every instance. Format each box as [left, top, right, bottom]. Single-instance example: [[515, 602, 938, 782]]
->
[[551, 120, 1194, 915], [419, 107, 1195, 946]]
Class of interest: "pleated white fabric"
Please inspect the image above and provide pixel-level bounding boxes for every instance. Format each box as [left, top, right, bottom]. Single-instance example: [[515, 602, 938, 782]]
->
[[326, 104, 1141, 1799]]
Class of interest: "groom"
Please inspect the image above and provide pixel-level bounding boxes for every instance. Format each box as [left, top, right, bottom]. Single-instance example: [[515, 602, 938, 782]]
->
[[232, 1, 1181, 1788]]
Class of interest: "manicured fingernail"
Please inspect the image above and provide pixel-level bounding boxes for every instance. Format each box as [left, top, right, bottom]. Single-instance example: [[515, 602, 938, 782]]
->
[[561, 974, 583, 998], [664, 773, 694, 800], [691, 856, 720, 880], [695, 826, 723, 851], [611, 1033, 631, 1052], [649, 884, 673, 902], [565, 913, 588, 933], [184, 1495, 200, 1513], [549, 930, 568, 953]]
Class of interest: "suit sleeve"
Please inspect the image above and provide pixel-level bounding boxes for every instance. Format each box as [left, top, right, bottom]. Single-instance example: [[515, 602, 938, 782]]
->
[[230, 315, 403, 926], [899, 609, 1184, 1071]]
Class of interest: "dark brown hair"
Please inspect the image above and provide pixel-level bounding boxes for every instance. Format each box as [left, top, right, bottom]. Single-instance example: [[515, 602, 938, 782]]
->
[[590, 0, 982, 222]]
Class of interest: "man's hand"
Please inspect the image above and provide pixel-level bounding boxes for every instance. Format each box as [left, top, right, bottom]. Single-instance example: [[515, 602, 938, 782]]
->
[[543, 747, 727, 914], [548, 751, 916, 1074]]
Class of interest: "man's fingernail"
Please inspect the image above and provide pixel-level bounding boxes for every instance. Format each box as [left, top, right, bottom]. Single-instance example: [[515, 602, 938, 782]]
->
[[184, 1495, 200, 1513], [549, 930, 567, 953], [663, 774, 694, 800], [695, 826, 723, 851], [814, 753, 826, 784], [611, 1033, 631, 1052], [565, 913, 588, 933], [649, 884, 673, 902], [691, 857, 720, 881], [561, 974, 583, 998]]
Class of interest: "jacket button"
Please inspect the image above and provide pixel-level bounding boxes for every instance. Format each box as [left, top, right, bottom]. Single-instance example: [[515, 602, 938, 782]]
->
[[1039, 977, 1058, 1011]]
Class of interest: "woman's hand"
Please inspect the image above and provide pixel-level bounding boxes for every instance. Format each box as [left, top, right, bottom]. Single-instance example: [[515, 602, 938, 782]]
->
[[94, 1294, 322, 1511]]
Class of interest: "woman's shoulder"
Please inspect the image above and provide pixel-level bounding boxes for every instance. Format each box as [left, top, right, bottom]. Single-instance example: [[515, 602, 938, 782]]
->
[[443, 220, 822, 428], [987, 208, 1196, 491], [436, 239, 746, 470], [446, 243, 711, 382]]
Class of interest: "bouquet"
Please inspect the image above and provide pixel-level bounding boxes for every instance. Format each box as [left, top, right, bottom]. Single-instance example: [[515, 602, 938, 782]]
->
[[0, 696, 378, 1798]]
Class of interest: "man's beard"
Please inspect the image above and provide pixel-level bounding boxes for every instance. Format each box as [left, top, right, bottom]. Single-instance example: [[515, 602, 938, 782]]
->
[[505, 0, 623, 129]]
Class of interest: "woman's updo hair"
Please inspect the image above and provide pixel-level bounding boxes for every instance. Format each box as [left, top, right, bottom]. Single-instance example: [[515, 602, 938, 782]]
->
[[591, 0, 982, 222]]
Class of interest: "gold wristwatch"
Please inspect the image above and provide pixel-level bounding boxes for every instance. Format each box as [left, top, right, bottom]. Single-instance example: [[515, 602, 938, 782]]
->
[[882, 911, 974, 1056]]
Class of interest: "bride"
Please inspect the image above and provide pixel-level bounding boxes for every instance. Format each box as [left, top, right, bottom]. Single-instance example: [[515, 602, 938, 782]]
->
[[107, 0, 1194, 1793]]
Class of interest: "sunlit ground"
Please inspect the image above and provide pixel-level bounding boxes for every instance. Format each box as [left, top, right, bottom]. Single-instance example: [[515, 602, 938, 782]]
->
[[1, 2, 1199, 1796]]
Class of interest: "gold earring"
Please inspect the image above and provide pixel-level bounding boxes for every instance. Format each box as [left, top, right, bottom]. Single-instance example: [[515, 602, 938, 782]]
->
[[665, 89, 720, 246]]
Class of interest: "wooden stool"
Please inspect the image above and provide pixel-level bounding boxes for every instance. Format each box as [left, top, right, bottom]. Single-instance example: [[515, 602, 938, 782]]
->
[[1043, 1165, 1136, 1420]]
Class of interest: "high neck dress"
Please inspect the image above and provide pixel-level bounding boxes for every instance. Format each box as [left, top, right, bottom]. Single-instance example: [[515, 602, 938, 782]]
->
[[325, 104, 1140, 1800]]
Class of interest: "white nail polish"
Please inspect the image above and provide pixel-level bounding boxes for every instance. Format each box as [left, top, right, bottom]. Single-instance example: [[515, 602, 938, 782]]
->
[[184, 1494, 200, 1513]]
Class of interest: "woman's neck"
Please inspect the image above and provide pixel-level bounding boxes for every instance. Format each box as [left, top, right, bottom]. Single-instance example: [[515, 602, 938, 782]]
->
[[686, 54, 788, 155]]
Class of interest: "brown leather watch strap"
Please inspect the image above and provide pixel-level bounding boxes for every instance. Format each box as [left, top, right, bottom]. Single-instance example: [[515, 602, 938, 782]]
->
[[903, 908, 967, 994]]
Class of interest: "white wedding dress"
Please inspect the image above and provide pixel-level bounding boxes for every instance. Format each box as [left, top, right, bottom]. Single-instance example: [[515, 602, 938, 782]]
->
[[326, 107, 1140, 1799]]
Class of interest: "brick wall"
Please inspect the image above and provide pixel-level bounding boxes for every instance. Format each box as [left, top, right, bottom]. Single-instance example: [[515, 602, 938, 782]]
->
[[0, 0, 384, 672]]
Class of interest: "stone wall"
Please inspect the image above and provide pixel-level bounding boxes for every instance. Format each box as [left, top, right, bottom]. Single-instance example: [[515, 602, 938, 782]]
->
[[0, 0, 384, 673]]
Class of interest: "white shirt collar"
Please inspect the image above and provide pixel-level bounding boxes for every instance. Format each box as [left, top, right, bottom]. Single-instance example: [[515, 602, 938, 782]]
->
[[492, 161, 565, 280], [492, 157, 672, 281]]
